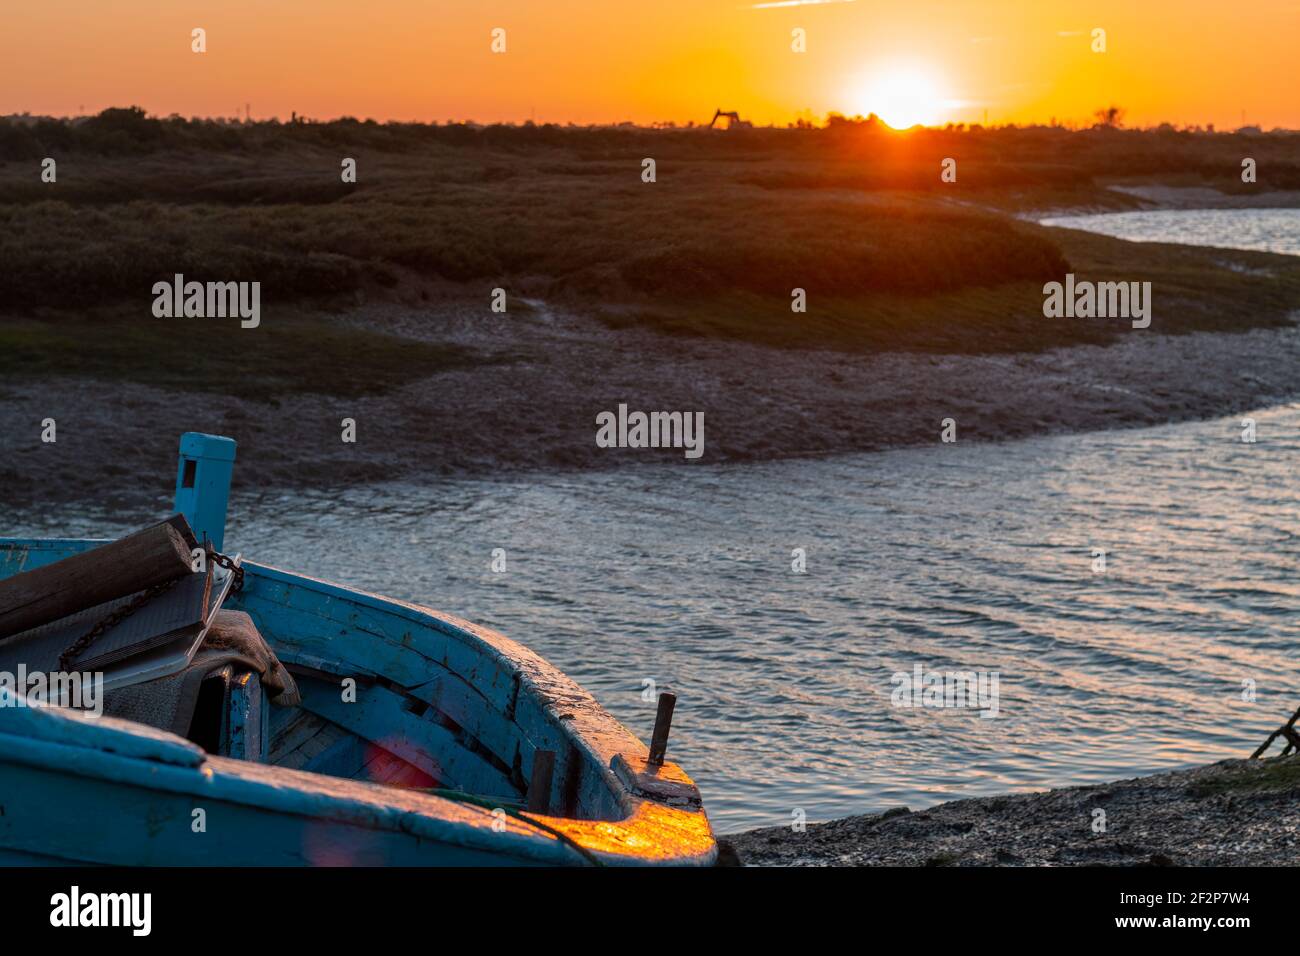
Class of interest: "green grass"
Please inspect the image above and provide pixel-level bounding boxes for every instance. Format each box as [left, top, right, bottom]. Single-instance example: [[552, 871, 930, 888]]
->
[[596, 228, 1300, 353], [0, 312, 488, 400], [1052, 227, 1300, 329], [2, 111, 1298, 384], [0, 170, 1069, 309], [1187, 757, 1300, 799]]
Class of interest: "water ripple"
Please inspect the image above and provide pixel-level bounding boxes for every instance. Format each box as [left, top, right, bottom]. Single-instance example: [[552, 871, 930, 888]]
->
[[3, 406, 1297, 833]]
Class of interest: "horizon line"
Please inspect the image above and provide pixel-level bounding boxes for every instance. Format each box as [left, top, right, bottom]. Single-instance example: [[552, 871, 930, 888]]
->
[[4, 107, 1294, 136]]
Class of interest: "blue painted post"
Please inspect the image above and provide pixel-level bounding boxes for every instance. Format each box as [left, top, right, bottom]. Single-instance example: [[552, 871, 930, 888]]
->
[[173, 433, 237, 552]]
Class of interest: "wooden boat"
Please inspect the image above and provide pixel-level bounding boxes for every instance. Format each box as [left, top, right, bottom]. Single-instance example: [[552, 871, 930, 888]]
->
[[0, 433, 716, 866]]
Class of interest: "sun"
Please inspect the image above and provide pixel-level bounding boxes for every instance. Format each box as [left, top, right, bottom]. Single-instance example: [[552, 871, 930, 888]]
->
[[850, 64, 948, 129]]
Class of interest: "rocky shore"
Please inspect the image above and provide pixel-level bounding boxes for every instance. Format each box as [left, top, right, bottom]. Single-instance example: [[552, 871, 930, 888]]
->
[[722, 755, 1300, 866]]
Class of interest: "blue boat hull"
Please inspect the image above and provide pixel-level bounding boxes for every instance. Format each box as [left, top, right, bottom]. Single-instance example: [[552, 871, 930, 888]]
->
[[0, 538, 717, 866]]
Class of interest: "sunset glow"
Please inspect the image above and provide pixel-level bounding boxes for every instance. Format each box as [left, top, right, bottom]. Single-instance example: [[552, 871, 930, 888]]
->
[[1, 0, 1297, 129], [848, 63, 949, 128]]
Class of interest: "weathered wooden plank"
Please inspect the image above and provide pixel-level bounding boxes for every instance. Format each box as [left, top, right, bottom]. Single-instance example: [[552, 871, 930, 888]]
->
[[0, 518, 195, 640], [276, 647, 533, 788], [300, 727, 366, 779], [527, 750, 556, 813], [364, 752, 436, 789], [268, 708, 327, 765], [296, 676, 521, 800], [406, 671, 533, 776], [227, 671, 265, 762]]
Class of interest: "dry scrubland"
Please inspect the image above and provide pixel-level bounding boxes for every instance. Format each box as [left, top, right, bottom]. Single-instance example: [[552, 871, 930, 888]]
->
[[1, 110, 1299, 503]]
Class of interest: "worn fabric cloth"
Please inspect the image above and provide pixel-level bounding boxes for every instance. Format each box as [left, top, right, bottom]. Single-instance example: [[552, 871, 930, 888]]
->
[[197, 610, 300, 706], [102, 610, 299, 735]]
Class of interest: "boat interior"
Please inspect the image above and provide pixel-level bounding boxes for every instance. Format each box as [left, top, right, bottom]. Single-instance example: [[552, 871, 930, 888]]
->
[[1, 537, 617, 818], [0, 434, 716, 865]]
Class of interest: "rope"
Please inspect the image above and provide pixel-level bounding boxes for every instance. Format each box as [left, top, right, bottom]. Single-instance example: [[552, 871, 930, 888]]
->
[[422, 788, 604, 866], [1251, 705, 1300, 759]]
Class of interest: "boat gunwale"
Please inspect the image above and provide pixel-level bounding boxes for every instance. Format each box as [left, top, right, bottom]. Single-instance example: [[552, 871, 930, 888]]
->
[[0, 711, 588, 866]]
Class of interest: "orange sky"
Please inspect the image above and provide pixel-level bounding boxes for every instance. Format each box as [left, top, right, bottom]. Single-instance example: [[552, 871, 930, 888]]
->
[[3, 0, 1297, 129]]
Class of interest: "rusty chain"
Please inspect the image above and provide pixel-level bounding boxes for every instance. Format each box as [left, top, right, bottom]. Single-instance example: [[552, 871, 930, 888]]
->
[[58, 547, 242, 671], [58, 577, 180, 671], [207, 549, 245, 594]]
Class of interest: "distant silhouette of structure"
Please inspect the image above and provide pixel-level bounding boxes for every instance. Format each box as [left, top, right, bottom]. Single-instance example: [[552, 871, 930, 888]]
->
[[708, 109, 751, 130]]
